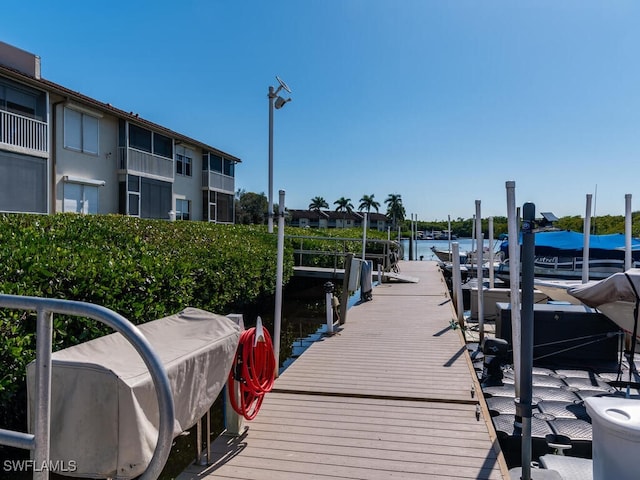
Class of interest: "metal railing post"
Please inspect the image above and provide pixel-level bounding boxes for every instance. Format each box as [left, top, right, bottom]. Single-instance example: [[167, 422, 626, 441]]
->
[[0, 295, 175, 480], [33, 308, 53, 480]]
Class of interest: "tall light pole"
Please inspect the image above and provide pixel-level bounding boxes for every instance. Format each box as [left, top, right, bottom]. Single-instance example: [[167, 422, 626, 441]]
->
[[268, 76, 292, 233]]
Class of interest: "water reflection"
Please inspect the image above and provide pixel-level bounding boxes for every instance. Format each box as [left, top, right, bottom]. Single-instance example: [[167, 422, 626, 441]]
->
[[157, 277, 333, 479]]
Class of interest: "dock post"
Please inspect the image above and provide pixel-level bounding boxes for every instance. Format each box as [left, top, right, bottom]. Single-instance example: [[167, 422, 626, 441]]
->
[[452, 242, 464, 327], [625, 194, 632, 271], [506, 181, 521, 400], [273, 190, 285, 377], [519, 202, 536, 480], [362, 212, 368, 261], [340, 253, 353, 324], [488, 216, 495, 289], [324, 281, 335, 334], [475, 201, 484, 344], [582, 194, 592, 283], [224, 314, 245, 436]]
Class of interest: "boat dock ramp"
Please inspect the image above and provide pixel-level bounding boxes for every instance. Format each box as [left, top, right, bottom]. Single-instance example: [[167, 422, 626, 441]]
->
[[178, 261, 508, 480]]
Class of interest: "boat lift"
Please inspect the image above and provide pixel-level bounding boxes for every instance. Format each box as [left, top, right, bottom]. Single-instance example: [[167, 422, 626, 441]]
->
[[0, 295, 175, 480]]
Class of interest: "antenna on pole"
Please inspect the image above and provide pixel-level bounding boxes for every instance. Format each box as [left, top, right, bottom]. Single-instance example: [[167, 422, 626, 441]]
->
[[592, 184, 598, 234]]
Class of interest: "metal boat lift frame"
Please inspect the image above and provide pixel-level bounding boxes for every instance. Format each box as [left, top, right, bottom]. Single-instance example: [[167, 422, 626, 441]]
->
[[0, 294, 175, 480]]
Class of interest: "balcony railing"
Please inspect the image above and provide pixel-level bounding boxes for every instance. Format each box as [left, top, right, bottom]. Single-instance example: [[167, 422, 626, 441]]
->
[[201, 170, 234, 193], [118, 147, 174, 181], [0, 110, 48, 157]]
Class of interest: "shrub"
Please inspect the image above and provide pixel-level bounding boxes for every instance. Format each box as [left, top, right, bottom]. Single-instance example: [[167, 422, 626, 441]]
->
[[0, 214, 292, 430]]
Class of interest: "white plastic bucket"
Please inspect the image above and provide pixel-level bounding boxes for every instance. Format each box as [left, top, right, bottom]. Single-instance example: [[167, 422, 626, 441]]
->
[[585, 396, 640, 480]]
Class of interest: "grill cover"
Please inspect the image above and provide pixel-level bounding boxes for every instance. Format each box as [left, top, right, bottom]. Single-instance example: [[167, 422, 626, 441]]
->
[[27, 307, 240, 479]]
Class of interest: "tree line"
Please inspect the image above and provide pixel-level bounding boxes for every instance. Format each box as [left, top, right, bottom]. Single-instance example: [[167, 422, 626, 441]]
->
[[409, 214, 640, 237], [235, 190, 640, 237], [235, 191, 406, 229]]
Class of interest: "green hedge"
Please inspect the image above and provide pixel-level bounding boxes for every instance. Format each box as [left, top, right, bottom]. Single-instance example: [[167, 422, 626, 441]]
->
[[0, 216, 395, 433], [284, 227, 397, 268], [0, 214, 292, 431]]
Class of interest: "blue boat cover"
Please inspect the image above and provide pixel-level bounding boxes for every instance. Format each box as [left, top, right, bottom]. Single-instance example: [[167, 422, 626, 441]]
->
[[500, 231, 640, 259]]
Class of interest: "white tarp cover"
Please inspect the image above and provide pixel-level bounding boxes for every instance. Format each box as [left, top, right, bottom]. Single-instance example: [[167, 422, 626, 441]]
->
[[568, 269, 640, 338], [27, 307, 240, 479]]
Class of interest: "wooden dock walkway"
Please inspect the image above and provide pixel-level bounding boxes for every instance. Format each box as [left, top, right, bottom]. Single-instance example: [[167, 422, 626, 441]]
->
[[178, 261, 509, 480]]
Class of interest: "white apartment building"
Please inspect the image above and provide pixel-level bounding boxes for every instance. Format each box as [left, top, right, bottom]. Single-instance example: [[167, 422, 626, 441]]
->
[[0, 41, 240, 222]]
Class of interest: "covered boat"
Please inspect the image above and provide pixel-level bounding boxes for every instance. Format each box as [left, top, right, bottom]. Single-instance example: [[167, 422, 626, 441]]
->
[[568, 269, 640, 340], [430, 245, 468, 263], [496, 230, 640, 283], [27, 307, 241, 479]]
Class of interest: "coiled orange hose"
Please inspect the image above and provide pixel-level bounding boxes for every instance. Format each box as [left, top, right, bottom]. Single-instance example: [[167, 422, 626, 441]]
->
[[228, 326, 276, 420]]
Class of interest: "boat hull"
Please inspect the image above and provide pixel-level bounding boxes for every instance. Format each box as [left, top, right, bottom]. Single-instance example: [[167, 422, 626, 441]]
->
[[495, 257, 628, 284]]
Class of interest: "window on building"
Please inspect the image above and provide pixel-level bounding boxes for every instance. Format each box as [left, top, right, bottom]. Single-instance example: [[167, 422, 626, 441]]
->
[[129, 124, 152, 152], [153, 133, 172, 159], [128, 175, 140, 192], [175, 199, 190, 220], [128, 124, 173, 159], [223, 158, 235, 177], [208, 154, 223, 173], [64, 107, 99, 155], [0, 151, 47, 213], [0, 79, 46, 121], [127, 175, 140, 216], [122, 174, 171, 219], [128, 193, 140, 216], [203, 191, 213, 221], [216, 192, 233, 223], [202, 190, 234, 223], [63, 182, 99, 214], [139, 177, 171, 219], [176, 154, 192, 176], [202, 153, 235, 178]]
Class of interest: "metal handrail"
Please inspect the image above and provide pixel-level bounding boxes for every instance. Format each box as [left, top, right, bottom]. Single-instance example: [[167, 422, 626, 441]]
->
[[285, 234, 402, 271], [0, 110, 48, 154], [0, 294, 175, 480]]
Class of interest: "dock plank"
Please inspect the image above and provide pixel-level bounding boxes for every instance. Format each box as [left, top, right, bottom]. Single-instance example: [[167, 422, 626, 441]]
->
[[177, 261, 508, 480]]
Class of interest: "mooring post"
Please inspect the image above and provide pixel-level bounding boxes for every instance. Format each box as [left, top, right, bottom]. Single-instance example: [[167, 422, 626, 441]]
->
[[324, 281, 334, 334], [625, 194, 632, 271], [273, 190, 285, 377], [519, 202, 536, 480], [452, 242, 464, 327], [475, 200, 484, 345], [224, 314, 245, 437], [340, 253, 353, 324], [505, 181, 521, 401], [582, 194, 592, 284]]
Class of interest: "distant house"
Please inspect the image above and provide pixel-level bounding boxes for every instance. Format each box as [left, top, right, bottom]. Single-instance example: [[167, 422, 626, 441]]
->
[[0, 41, 240, 222], [288, 209, 389, 231]]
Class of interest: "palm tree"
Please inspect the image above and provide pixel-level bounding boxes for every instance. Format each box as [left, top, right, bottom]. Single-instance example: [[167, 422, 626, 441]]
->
[[358, 194, 380, 214], [358, 194, 380, 229], [385, 193, 405, 230], [334, 197, 354, 228], [309, 196, 329, 211]]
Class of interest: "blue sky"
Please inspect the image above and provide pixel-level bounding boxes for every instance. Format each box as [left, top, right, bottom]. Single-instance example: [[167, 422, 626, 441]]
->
[[4, 1, 640, 221]]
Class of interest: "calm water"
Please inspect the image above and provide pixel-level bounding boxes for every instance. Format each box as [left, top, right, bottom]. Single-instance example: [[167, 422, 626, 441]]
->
[[0, 278, 332, 480], [400, 238, 499, 261]]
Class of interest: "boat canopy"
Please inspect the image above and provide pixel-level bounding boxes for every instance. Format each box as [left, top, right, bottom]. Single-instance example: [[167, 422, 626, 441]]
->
[[500, 231, 640, 260], [568, 269, 640, 342]]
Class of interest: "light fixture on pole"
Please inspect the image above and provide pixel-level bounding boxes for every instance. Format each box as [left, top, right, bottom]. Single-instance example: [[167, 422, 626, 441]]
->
[[267, 76, 292, 233]]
